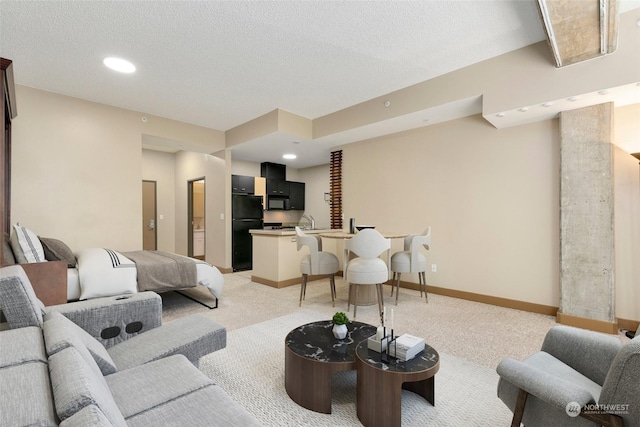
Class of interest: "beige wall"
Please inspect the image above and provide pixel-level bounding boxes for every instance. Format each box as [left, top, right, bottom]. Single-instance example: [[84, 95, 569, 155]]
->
[[174, 151, 226, 269], [11, 86, 143, 251], [141, 149, 176, 252], [339, 115, 561, 307], [613, 146, 640, 321], [11, 85, 224, 252], [298, 164, 331, 229]]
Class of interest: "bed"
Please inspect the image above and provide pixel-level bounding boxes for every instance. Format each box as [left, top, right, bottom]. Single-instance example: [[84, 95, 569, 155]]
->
[[5, 224, 224, 304]]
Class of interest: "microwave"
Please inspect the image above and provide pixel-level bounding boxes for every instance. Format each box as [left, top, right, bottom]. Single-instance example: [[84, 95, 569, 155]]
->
[[268, 197, 290, 210]]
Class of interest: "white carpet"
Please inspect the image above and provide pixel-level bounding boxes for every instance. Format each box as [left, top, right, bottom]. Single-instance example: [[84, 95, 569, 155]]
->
[[199, 310, 513, 426]]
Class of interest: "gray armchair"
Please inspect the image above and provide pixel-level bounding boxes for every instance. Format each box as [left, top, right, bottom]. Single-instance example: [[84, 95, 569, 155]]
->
[[497, 325, 640, 427]]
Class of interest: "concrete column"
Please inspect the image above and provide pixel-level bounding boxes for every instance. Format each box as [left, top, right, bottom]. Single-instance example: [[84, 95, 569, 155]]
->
[[558, 103, 617, 333]]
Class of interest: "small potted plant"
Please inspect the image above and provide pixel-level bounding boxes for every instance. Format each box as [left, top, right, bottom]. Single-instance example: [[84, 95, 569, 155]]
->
[[332, 312, 349, 339]]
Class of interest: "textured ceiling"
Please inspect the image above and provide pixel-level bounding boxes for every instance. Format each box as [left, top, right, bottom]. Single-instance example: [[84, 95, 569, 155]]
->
[[1, 0, 639, 167]]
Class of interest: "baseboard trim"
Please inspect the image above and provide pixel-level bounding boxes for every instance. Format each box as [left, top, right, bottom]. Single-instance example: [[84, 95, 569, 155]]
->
[[394, 280, 558, 316], [617, 317, 639, 334], [252, 273, 342, 289], [215, 266, 233, 274], [557, 312, 618, 334]]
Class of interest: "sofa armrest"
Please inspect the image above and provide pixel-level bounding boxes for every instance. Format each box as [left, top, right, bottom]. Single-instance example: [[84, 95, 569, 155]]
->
[[46, 292, 162, 348], [497, 358, 596, 409], [541, 326, 622, 385]]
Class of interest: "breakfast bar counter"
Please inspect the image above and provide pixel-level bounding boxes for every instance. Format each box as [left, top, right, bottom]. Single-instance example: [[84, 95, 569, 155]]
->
[[249, 229, 340, 288]]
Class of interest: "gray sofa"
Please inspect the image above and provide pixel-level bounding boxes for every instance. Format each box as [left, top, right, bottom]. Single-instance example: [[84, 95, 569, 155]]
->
[[0, 265, 263, 426]]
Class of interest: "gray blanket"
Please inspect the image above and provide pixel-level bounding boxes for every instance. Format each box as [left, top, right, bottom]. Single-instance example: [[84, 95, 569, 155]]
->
[[121, 251, 197, 292]]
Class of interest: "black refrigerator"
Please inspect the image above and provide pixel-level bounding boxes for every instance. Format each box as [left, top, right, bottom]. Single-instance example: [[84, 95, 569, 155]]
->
[[232, 194, 263, 271]]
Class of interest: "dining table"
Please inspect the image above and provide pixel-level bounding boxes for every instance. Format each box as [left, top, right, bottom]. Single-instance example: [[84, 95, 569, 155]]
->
[[319, 231, 407, 307]]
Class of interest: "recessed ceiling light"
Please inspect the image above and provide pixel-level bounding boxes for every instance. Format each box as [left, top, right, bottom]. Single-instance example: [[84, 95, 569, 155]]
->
[[567, 96, 578, 102], [542, 102, 553, 107], [598, 90, 608, 95], [496, 112, 505, 117], [282, 154, 297, 160], [518, 107, 529, 112], [422, 118, 429, 122], [103, 57, 136, 73], [292, 141, 301, 144]]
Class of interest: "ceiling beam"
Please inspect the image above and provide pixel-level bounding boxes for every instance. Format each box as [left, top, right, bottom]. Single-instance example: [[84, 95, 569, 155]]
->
[[537, 0, 619, 67]]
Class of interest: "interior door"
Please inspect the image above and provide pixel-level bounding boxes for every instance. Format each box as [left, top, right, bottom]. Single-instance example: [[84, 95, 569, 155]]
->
[[142, 180, 157, 250]]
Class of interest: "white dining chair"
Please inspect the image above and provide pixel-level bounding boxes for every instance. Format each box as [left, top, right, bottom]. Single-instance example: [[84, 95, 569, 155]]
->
[[390, 227, 431, 304], [344, 229, 390, 318], [295, 227, 339, 307]]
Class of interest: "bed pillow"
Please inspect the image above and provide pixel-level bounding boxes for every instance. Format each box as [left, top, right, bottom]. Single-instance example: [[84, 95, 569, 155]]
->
[[76, 248, 137, 300], [10, 224, 46, 263], [40, 237, 77, 268]]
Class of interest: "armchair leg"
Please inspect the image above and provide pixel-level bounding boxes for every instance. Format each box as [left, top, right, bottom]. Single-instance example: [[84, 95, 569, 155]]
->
[[390, 272, 396, 296], [511, 388, 528, 427]]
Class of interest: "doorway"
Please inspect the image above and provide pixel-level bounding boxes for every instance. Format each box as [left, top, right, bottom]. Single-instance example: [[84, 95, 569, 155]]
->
[[188, 178, 205, 260], [142, 180, 157, 250]]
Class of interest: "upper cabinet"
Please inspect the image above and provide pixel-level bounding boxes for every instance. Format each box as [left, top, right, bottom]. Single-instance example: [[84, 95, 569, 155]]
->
[[289, 181, 305, 210], [232, 174, 255, 194], [260, 162, 286, 180], [266, 179, 289, 196]]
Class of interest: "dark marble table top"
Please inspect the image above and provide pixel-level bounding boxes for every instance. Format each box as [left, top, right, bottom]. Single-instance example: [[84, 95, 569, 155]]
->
[[285, 320, 376, 363], [355, 340, 439, 373]]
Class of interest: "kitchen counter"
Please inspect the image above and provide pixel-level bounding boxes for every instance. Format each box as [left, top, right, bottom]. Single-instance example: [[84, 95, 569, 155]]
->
[[249, 229, 342, 288], [249, 228, 337, 237]]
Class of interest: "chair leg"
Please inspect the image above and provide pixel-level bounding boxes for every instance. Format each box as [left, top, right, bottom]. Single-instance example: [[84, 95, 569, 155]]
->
[[395, 273, 401, 305], [390, 272, 396, 296], [421, 271, 428, 303], [376, 283, 383, 315], [329, 274, 336, 307], [347, 283, 352, 312], [299, 274, 307, 307], [511, 389, 528, 427], [353, 284, 359, 319]]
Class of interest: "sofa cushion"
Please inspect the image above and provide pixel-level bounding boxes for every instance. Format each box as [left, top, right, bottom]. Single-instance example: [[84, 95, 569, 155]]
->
[[105, 354, 213, 420], [60, 404, 114, 427], [0, 361, 58, 426], [48, 346, 127, 427], [126, 383, 263, 427], [107, 314, 226, 370], [0, 326, 47, 368], [0, 265, 46, 328], [44, 311, 117, 375]]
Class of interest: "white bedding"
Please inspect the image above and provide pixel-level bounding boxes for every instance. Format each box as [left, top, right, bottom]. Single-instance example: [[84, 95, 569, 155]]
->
[[68, 248, 224, 301]]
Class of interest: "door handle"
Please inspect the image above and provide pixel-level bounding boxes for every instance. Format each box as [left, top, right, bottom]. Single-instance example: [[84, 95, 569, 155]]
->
[[148, 219, 155, 230]]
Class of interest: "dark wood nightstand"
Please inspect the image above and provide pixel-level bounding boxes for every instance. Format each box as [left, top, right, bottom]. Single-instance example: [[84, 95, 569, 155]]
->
[[20, 261, 67, 306]]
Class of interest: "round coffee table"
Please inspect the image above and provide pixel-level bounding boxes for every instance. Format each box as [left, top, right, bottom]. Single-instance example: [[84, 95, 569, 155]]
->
[[355, 340, 440, 427], [284, 320, 376, 414]]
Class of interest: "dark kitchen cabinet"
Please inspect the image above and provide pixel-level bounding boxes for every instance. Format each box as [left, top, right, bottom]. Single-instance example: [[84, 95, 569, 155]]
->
[[289, 181, 305, 210], [266, 179, 289, 196], [232, 174, 255, 194], [260, 162, 286, 180]]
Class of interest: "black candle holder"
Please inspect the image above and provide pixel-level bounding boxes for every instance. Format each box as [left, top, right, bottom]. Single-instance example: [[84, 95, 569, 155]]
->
[[380, 328, 397, 364]]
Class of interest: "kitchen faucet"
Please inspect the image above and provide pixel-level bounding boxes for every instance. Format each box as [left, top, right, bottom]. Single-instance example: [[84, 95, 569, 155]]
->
[[301, 214, 315, 230]]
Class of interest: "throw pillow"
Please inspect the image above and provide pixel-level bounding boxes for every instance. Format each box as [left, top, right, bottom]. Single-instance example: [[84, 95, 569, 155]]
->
[[40, 237, 77, 268], [10, 223, 46, 263], [0, 265, 46, 328]]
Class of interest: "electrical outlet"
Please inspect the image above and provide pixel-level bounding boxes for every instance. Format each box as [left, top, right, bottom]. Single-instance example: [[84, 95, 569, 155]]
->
[[431, 264, 437, 272]]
